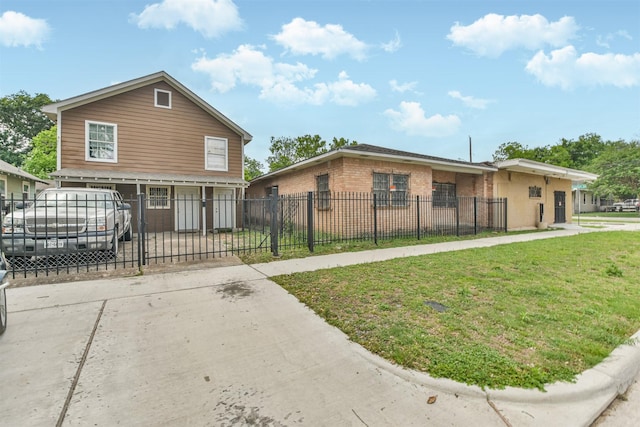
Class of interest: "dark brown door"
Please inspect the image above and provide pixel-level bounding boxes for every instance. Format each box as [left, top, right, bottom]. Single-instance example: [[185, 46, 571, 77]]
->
[[554, 191, 566, 223]]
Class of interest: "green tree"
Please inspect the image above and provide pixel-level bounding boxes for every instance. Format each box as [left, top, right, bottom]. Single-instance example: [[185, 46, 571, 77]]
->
[[492, 134, 608, 170], [22, 126, 57, 179], [589, 140, 640, 199], [558, 133, 607, 170], [266, 135, 358, 172], [244, 155, 264, 181], [0, 91, 55, 166], [492, 141, 532, 162], [329, 137, 357, 150]]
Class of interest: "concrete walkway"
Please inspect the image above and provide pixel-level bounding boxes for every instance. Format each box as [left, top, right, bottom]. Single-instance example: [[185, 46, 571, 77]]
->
[[1, 224, 639, 426]]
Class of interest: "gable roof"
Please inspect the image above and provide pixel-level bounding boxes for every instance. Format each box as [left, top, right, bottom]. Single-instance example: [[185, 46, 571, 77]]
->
[[494, 158, 599, 182], [42, 71, 252, 143], [0, 159, 49, 184], [252, 143, 497, 182]]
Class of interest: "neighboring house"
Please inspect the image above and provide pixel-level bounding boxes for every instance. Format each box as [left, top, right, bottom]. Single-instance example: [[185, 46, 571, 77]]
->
[[571, 183, 600, 213], [492, 159, 597, 228], [0, 159, 50, 211], [42, 71, 252, 232], [247, 144, 598, 230]]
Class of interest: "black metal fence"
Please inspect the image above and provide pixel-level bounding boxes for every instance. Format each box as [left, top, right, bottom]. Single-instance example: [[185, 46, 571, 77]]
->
[[1, 191, 507, 279]]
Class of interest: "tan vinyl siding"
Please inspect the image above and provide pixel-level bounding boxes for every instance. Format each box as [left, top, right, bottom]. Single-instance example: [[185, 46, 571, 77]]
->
[[59, 82, 243, 178]]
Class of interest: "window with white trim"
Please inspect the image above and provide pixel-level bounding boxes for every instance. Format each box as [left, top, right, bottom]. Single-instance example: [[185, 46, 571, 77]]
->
[[0, 177, 6, 199], [86, 121, 117, 163], [205, 137, 228, 171], [147, 186, 171, 209], [155, 89, 172, 109]]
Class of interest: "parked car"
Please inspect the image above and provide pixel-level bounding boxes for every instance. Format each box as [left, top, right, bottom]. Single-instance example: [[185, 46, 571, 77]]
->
[[1, 188, 132, 260], [612, 199, 639, 212], [0, 256, 9, 334]]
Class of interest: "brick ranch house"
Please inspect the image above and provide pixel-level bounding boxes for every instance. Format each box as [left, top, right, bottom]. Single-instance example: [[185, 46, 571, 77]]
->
[[247, 144, 598, 231], [42, 71, 252, 233]]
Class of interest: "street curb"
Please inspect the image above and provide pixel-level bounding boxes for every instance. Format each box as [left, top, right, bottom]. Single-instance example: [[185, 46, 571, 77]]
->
[[351, 327, 640, 406]]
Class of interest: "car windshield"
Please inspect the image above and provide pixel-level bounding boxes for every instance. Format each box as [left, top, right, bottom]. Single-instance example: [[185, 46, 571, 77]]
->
[[34, 192, 114, 209]]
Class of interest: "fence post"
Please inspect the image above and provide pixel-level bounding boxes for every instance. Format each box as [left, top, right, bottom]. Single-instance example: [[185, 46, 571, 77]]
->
[[373, 193, 378, 245], [455, 198, 460, 237], [137, 193, 146, 268], [307, 192, 314, 253], [504, 198, 508, 232], [473, 197, 478, 235], [416, 195, 421, 240], [270, 187, 279, 257]]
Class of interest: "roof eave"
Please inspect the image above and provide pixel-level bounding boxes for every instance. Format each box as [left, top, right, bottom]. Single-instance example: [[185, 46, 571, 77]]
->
[[495, 159, 599, 182], [42, 71, 253, 143], [251, 147, 497, 183]]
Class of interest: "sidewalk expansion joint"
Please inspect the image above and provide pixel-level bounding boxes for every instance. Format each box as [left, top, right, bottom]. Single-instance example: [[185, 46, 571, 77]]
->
[[487, 398, 513, 427], [56, 299, 107, 427]]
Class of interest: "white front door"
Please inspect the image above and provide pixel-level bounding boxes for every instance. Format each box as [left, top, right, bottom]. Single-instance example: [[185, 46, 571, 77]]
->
[[175, 186, 200, 231], [214, 188, 235, 230]]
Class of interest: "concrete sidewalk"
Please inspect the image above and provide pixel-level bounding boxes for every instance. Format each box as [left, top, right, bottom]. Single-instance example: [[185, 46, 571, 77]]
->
[[2, 226, 639, 426]]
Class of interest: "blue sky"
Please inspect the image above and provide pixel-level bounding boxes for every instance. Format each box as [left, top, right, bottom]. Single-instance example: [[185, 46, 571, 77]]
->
[[1, 0, 639, 168]]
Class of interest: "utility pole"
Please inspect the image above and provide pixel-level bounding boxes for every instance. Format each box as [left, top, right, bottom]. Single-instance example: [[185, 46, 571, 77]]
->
[[469, 136, 472, 162]]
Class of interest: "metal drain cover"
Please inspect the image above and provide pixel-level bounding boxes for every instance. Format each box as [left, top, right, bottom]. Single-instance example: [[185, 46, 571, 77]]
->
[[424, 300, 448, 312]]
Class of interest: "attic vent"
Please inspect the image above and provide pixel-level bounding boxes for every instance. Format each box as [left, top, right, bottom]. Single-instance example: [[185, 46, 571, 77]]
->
[[155, 89, 172, 109]]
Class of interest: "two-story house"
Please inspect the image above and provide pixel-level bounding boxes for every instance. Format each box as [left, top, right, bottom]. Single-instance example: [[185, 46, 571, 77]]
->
[[42, 71, 252, 233]]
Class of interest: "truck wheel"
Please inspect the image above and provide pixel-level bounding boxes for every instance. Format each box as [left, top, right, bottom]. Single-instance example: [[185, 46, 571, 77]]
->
[[0, 287, 7, 335], [123, 226, 132, 241], [110, 227, 119, 257]]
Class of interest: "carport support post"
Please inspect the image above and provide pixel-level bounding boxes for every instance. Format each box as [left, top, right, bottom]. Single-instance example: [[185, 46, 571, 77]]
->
[[307, 191, 314, 253], [270, 187, 279, 257], [137, 193, 146, 268]]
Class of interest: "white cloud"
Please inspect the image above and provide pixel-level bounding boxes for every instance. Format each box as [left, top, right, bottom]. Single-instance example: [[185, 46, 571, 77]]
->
[[389, 80, 418, 93], [447, 13, 579, 57], [272, 17, 368, 60], [384, 102, 461, 137], [130, 0, 243, 38], [596, 30, 633, 49], [448, 90, 493, 109], [0, 11, 50, 48], [192, 45, 376, 105], [381, 31, 402, 53], [525, 46, 640, 89], [318, 71, 377, 106]]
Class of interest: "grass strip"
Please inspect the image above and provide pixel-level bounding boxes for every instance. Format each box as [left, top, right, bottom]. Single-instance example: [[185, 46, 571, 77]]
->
[[272, 231, 640, 390]]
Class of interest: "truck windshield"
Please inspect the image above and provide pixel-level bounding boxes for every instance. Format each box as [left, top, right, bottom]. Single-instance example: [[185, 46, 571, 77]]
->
[[35, 192, 114, 209]]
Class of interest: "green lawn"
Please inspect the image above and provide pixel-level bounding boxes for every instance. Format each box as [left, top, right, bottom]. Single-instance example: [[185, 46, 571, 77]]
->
[[575, 211, 640, 218], [272, 231, 640, 391]]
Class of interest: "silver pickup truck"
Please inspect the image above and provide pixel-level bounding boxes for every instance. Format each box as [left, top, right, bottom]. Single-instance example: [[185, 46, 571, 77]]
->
[[1, 188, 132, 259], [612, 199, 640, 212]]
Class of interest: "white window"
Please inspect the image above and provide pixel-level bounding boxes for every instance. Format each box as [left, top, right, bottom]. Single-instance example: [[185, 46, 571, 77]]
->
[[155, 89, 172, 109], [205, 137, 228, 171], [22, 181, 30, 198], [86, 121, 117, 163], [147, 186, 170, 209]]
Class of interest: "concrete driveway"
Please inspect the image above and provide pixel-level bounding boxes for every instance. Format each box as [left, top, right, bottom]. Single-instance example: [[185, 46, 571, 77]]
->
[[2, 226, 639, 426], [2, 265, 501, 426]]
